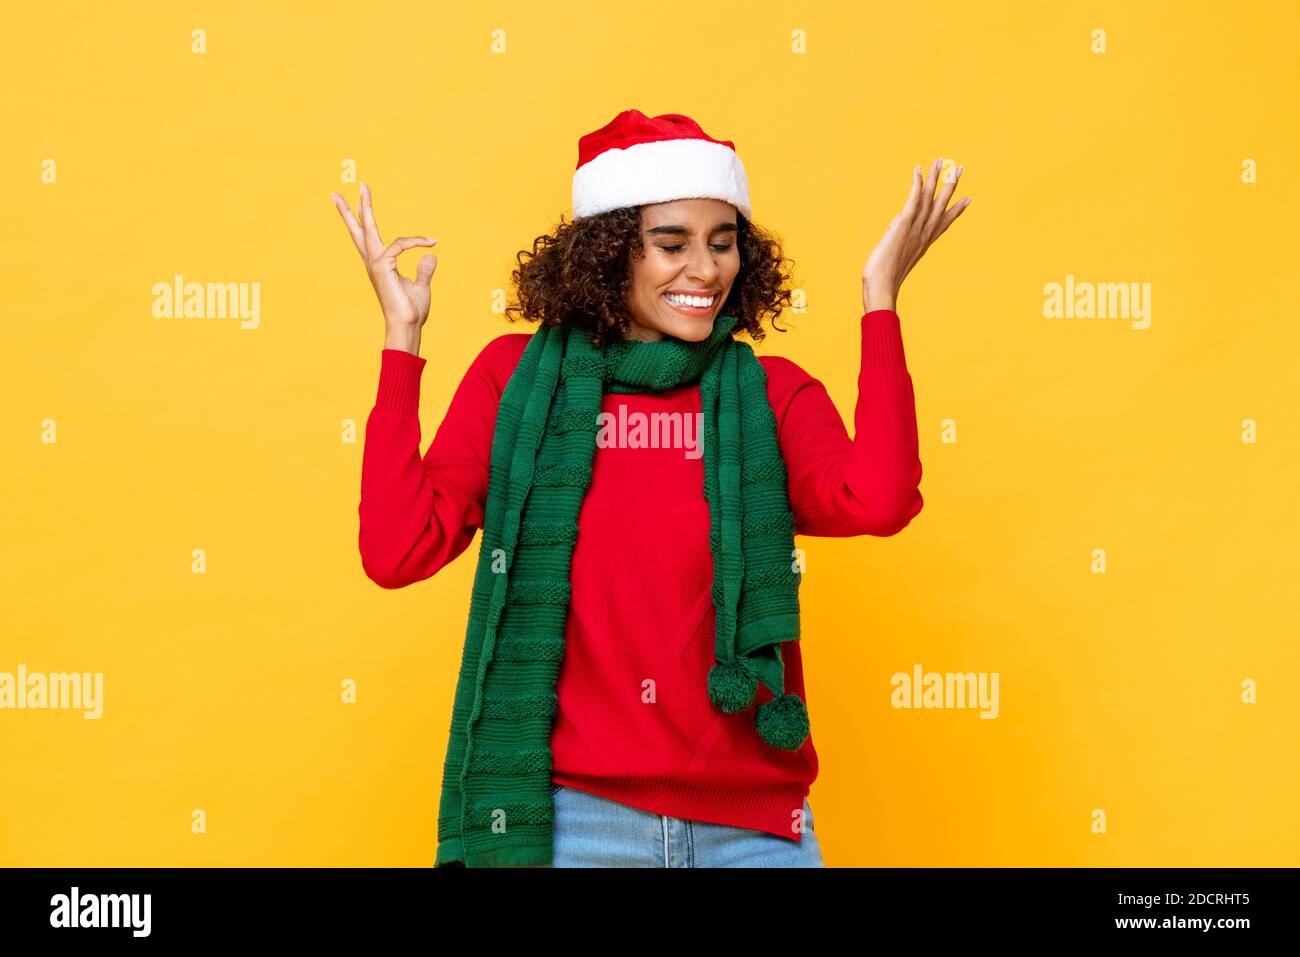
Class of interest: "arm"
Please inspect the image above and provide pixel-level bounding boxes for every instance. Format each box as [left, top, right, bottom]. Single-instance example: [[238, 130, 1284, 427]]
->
[[772, 309, 923, 537], [357, 339, 512, 588], [775, 154, 970, 536], [331, 179, 475, 588]]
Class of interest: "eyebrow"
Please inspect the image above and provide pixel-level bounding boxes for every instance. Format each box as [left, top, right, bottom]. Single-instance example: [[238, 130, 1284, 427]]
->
[[645, 222, 738, 236]]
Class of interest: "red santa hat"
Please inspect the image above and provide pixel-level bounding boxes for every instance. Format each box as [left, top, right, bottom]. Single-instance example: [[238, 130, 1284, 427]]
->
[[571, 109, 752, 220]]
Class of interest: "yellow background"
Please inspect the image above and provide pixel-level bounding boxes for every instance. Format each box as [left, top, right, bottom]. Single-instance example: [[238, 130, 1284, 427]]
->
[[3, 0, 1297, 866]]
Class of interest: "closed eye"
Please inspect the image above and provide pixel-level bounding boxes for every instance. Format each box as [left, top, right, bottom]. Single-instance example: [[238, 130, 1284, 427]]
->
[[659, 244, 734, 253]]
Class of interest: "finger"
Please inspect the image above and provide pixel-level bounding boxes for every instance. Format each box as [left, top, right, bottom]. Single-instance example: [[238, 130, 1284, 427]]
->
[[330, 192, 367, 258], [360, 182, 384, 256], [914, 158, 943, 234], [415, 254, 438, 288], [376, 235, 440, 268], [900, 164, 923, 225], [924, 162, 963, 238], [927, 157, 945, 202], [928, 194, 972, 245]]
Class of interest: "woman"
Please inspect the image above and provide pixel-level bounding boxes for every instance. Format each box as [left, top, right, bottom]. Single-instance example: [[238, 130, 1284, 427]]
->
[[332, 110, 970, 868]]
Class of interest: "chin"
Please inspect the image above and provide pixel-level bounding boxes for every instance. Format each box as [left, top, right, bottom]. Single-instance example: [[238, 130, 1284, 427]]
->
[[656, 305, 717, 342], [668, 321, 714, 342]]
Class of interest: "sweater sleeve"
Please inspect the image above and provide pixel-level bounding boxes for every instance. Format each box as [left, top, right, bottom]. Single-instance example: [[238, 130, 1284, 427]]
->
[[358, 338, 517, 589], [768, 309, 924, 537]]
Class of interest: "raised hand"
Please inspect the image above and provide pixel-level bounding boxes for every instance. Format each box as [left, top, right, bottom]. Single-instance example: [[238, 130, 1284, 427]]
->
[[862, 159, 971, 313], [330, 183, 440, 352]]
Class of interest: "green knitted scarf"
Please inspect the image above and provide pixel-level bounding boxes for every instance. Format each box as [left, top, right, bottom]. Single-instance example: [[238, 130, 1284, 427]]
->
[[434, 311, 807, 868]]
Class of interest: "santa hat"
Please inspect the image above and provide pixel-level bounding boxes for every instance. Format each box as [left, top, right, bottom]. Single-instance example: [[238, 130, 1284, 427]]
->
[[572, 110, 752, 220]]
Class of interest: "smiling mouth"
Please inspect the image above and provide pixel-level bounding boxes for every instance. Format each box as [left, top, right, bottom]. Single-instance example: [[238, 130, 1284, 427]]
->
[[662, 292, 718, 316]]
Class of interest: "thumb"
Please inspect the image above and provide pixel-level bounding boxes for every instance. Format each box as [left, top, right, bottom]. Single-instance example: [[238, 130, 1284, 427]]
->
[[415, 254, 438, 288]]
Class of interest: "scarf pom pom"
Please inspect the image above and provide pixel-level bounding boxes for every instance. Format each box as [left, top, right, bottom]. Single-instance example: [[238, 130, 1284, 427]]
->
[[756, 693, 810, 751], [708, 658, 758, 713]]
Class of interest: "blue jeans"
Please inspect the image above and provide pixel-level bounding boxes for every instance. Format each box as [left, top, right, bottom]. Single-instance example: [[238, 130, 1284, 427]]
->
[[529, 782, 824, 867]]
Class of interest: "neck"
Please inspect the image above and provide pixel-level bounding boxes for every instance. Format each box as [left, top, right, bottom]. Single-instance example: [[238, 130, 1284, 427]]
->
[[601, 312, 741, 393], [620, 322, 665, 343]]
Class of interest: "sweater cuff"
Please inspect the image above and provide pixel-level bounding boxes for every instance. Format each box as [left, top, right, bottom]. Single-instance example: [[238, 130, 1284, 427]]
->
[[861, 309, 908, 368], [375, 348, 426, 414]]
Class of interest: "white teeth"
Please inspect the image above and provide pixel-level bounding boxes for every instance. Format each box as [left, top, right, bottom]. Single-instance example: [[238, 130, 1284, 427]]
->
[[666, 293, 715, 308]]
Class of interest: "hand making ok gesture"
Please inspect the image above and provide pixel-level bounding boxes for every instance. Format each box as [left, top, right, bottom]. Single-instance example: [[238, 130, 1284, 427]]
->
[[330, 183, 440, 353]]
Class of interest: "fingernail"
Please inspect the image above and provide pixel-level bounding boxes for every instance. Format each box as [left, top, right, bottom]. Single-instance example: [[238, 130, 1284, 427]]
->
[[957, 165, 964, 174]]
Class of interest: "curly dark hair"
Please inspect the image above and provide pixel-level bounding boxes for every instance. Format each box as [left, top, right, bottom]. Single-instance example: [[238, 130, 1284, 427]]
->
[[502, 206, 798, 347]]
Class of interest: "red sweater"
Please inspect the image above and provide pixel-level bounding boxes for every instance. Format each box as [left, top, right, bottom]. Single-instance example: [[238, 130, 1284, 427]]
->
[[359, 309, 923, 841]]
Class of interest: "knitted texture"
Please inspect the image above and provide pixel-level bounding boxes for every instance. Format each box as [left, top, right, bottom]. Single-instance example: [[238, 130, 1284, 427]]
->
[[434, 312, 805, 867]]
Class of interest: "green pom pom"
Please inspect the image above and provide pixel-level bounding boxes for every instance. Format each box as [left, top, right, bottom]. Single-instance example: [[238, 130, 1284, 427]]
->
[[708, 658, 758, 713], [756, 693, 810, 751]]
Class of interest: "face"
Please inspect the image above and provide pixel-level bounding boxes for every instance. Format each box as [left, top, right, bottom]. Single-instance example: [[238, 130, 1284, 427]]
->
[[622, 198, 741, 342]]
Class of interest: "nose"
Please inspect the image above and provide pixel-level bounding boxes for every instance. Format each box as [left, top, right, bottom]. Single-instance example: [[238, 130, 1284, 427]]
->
[[684, 245, 721, 283]]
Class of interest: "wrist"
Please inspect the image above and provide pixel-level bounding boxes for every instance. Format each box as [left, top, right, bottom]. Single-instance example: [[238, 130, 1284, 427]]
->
[[384, 325, 422, 355], [862, 284, 896, 314]]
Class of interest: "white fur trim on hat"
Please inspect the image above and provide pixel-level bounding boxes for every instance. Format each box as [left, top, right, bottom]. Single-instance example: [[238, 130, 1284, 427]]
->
[[572, 138, 751, 219]]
